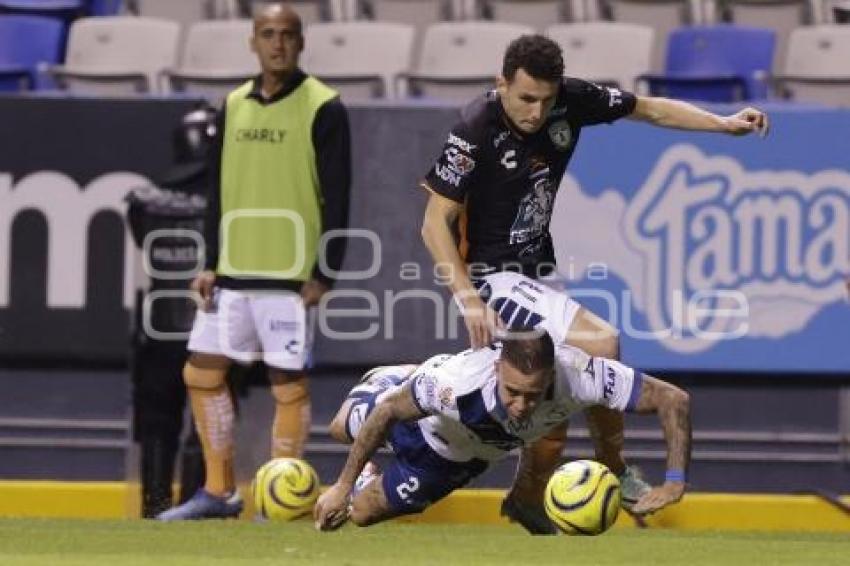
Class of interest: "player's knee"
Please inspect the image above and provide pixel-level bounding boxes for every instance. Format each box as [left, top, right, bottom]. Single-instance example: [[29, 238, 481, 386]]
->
[[270, 374, 309, 406], [348, 500, 379, 528], [328, 406, 351, 443], [183, 362, 226, 390]]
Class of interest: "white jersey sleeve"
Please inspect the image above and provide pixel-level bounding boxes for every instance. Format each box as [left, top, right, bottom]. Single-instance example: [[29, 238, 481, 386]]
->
[[409, 354, 456, 416], [556, 345, 643, 412]]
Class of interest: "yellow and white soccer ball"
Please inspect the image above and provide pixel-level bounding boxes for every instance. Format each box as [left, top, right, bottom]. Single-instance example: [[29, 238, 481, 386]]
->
[[544, 459, 621, 535], [252, 457, 320, 521]]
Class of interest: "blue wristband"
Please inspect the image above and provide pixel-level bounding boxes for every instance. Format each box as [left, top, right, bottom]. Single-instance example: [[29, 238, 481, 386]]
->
[[665, 470, 686, 483]]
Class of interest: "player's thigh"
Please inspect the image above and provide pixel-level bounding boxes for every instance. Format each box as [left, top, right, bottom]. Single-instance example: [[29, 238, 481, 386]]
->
[[478, 272, 579, 344], [566, 307, 619, 360], [330, 366, 416, 443], [187, 289, 259, 365], [251, 292, 313, 371]]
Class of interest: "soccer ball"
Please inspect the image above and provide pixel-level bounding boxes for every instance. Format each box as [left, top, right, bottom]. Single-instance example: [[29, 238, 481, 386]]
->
[[252, 457, 320, 521], [544, 459, 621, 535]]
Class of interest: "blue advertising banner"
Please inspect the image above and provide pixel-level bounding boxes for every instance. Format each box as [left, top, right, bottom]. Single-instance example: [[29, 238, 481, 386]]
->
[[550, 105, 850, 372]]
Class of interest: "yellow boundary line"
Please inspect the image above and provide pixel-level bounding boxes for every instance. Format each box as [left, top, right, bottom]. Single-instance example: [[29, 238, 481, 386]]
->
[[0, 481, 847, 532]]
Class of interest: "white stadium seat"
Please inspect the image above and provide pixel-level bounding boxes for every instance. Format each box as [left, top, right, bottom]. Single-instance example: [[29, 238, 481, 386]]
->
[[409, 21, 534, 101], [776, 24, 850, 106], [605, 0, 696, 71], [49, 16, 180, 95], [302, 21, 416, 99], [546, 22, 654, 90], [166, 19, 259, 104], [489, 0, 567, 31]]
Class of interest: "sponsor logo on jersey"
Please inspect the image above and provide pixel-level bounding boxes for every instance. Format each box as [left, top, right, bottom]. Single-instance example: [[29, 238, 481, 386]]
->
[[448, 132, 476, 153], [548, 120, 572, 150], [603, 365, 616, 400], [493, 130, 509, 148], [444, 146, 476, 175], [270, 320, 298, 332], [606, 87, 624, 108], [438, 387, 454, 410], [415, 373, 439, 408], [435, 163, 462, 187]]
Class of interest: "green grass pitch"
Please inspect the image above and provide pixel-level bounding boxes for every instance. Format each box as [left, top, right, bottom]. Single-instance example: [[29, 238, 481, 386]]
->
[[0, 519, 847, 565]]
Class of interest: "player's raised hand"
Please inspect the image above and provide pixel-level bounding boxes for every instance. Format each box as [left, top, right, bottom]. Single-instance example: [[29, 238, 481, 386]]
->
[[723, 107, 770, 138], [314, 482, 350, 531], [190, 270, 217, 311], [460, 294, 504, 349], [630, 481, 685, 515]]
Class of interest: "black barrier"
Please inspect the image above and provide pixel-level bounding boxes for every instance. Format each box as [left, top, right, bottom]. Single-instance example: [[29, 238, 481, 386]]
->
[[0, 96, 204, 363], [0, 96, 467, 364]]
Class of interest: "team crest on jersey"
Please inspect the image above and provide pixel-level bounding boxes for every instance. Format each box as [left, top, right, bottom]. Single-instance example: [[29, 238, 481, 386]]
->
[[439, 387, 454, 410], [548, 120, 572, 150]]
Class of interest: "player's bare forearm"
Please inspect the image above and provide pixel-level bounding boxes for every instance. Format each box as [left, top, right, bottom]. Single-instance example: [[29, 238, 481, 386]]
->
[[421, 191, 476, 298], [630, 96, 726, 131], [634, 376, 692, 475], [336, 404, 394, 489], [631, 97, 769, 137]]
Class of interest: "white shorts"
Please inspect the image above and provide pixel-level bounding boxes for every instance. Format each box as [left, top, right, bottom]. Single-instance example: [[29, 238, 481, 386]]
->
[[472, 271, 581, 345], [187, 288, 314, 370]]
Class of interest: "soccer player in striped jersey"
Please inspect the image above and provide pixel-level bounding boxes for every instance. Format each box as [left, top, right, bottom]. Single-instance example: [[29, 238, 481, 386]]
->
[[314, 331, 691, 531]]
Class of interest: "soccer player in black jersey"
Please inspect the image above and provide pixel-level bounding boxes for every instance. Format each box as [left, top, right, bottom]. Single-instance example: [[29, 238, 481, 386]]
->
[[420, 34, 767, 533]]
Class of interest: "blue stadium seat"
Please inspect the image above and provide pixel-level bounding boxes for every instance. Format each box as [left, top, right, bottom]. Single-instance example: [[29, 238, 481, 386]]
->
[[0, 1, 84, 21], [0, 14, 64, 91], [88, 0, 121, 16], [639, 25, 776, 102]]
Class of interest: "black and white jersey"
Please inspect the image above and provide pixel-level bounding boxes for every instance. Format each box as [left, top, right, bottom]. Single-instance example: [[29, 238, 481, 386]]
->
[[422, 79, 636, 277]]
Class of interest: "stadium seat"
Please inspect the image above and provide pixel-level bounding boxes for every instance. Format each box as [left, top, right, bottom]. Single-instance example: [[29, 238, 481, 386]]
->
[[605, 0, 697, 71], [368, 0, 447, 64], [488, 0, 565, 31], [832, 0, 850, 21], [49, 16, 180, 95], [638, 24, 775, 102], [301, 21, 415, 99], [166, 19, 258, 104], [0, 14, 64, 91], [775, 25, 850, 106], [238, 0, 325, 23], [88, 0, 122, 15], [0, 0, 83, 17], [408, 21, 534, 101], [715, 0, 809, 71], [546, 22, 653, 90], [128, 0, 215, 26]]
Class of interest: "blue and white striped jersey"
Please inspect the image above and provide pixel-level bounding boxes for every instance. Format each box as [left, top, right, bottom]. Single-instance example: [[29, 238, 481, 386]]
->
[[407, 343, 642, 464]]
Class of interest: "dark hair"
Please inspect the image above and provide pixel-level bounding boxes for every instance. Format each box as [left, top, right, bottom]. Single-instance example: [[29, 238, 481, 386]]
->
[[500, 329, 555, 375], [502, 34, 564, 83]]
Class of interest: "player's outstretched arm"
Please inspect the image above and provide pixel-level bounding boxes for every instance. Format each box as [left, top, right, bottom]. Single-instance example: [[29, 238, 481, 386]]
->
[[629, 375, 691, 515], [629, 96, 769, 138], [314, 383, 425, 531]]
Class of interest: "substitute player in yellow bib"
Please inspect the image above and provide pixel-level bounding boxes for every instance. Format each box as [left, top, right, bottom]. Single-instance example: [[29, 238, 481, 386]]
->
[[158, 2, 351, 520]]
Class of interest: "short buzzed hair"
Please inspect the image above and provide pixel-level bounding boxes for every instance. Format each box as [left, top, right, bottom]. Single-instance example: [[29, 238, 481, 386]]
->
[[502, 34, 564, 83], [252, 1, 302, 35], [500, 330, 555, 375]]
